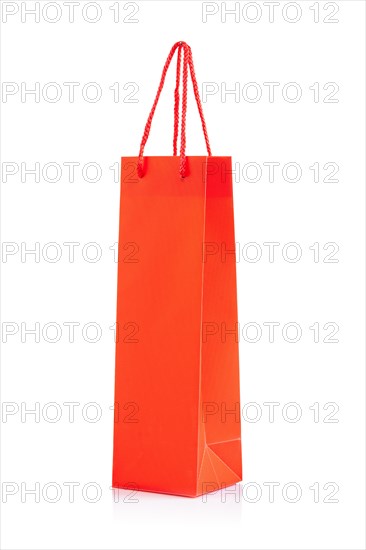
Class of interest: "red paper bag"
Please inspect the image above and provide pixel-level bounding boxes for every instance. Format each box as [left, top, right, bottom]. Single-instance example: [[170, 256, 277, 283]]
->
[[113, 41, 242, 497]]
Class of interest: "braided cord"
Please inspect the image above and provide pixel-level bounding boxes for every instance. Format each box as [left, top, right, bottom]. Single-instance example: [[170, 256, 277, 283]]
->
[[137, 41, 212, 178]]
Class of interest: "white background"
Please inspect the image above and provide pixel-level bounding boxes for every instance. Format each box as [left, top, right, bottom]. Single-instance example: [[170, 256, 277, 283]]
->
[[1, 1, 365, 549]]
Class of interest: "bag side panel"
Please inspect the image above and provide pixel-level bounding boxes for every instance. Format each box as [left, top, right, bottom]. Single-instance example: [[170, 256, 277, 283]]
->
[[197, 157, 242, 496]]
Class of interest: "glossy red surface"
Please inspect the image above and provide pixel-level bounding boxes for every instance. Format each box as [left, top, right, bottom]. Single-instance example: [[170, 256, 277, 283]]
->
[[112, 156, 241, 497]]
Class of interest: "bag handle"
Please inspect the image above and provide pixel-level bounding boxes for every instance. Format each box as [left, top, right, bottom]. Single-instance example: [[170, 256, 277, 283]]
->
[[173, 41, 183, 157], [137, 41, 212, 178]]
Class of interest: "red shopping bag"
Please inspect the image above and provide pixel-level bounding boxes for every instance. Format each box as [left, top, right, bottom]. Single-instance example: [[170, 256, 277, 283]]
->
[[113, 41, 242, 497]]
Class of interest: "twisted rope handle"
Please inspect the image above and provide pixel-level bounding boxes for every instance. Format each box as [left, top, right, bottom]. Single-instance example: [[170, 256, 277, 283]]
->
[[187, 45, 212, 156], [137, 41, 212, 178], [173, 42, 183, 157]]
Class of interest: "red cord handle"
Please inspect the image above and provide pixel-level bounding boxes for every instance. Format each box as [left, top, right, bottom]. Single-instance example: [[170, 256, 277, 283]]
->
[[173, 42, 183, 157], [137, 41, 212, 178]]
